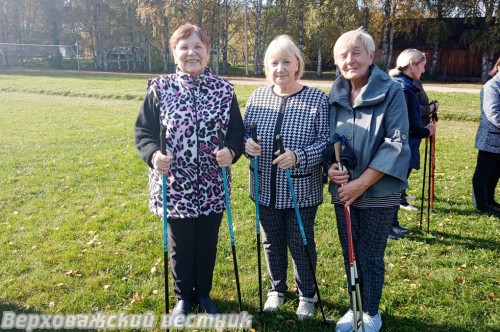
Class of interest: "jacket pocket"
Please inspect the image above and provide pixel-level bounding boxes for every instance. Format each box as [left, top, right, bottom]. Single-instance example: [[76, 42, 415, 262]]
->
[[486, 130, 500, 147]]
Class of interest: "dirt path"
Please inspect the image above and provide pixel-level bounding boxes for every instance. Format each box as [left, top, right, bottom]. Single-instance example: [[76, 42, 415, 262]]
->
[[229, 77, 481, 94]]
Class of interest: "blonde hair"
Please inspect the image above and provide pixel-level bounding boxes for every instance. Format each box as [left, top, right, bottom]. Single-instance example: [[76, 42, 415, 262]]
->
[[169, 23, 210, 54], [263, 35, 305, 81], [333, 27, 375, 63], [389, 49, 426, 77]]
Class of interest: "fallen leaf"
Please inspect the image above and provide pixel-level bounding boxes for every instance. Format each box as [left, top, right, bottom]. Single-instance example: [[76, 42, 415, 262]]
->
[[458, 277, 465, 284], [48, 301, 55, 308], [104, 285, 111, 290], [56, 283, 64, 287]]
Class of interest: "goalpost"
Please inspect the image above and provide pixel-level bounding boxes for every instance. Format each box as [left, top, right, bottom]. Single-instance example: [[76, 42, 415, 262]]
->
[[0, 42, 80, 70]]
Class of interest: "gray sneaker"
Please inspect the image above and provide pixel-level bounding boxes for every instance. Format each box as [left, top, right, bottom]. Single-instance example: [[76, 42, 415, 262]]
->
[[263, 291, 284, 312], [335, 309, 360, 332], [357, 312, 382, 332]]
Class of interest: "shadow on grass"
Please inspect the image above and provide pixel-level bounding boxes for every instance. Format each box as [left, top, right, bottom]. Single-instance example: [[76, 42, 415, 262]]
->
[[243, 306, 475, 331], [403, 226, 499, 251]]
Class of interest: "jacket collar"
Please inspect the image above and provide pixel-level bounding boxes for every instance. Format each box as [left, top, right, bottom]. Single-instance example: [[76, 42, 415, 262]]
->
[[176, 66, 212, 88], [329, 65, 394, 108]]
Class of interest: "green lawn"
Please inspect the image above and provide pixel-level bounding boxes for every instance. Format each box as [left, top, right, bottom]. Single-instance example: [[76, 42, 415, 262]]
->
[[0, 71, 498, 332]]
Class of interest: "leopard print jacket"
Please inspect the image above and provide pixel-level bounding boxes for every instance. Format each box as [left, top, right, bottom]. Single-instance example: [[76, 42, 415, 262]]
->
[[148, 68, 234, 218]]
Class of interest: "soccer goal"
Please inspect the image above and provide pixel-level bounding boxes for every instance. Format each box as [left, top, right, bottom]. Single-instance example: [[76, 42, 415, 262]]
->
[[0, 42, 80, 70]]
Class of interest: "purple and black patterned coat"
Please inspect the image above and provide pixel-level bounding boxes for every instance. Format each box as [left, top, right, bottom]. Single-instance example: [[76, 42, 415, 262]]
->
[[135, 68, 244, 219]]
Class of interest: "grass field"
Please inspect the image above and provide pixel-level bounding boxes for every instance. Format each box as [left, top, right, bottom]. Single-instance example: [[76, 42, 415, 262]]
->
[[0, 71, 498, 332]]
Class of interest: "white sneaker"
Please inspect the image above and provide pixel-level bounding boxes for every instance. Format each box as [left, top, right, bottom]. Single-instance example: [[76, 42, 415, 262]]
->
[[400, 203, 418, 211], [357, 312, 382, 332], [296, 296, 317, 320], [335, 309, 360, 332], [263, 291, 284, 312], [406, 194, 416, 201]]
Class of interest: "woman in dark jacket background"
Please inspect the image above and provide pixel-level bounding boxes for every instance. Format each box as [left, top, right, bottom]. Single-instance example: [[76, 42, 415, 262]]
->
[[389, 49, 437, 239]]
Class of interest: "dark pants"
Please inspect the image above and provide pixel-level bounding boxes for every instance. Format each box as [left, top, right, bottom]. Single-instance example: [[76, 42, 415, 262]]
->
[[260, 205, 318, 298], [167, 213, 223, 301], [473, 150, 500, 208], [334, 204, 397, 316]]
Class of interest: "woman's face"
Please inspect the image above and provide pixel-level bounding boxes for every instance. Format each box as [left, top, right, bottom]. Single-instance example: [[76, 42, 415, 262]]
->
[[410, 60, 426, 80], [267, 53, 299, 87], [336, 38, 373, 85], [173, 33, 209, 77]]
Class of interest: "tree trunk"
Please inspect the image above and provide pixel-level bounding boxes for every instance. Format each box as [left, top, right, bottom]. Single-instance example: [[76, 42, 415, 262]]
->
[[481, 54, 493, 83], [222, 0, 229, 74], [253, 0, 262, 76], [316, 45, 322, 77]]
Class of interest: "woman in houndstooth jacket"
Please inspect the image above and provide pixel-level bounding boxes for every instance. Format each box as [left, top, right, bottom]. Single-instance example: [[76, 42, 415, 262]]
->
[[243, 35, 330, 320]]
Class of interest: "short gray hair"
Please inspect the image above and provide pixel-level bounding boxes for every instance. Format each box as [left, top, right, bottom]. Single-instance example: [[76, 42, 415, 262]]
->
[[333, 27, 375, 63]]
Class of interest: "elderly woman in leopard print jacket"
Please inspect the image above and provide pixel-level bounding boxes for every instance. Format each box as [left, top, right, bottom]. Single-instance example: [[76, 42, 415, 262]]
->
[[134, 24, 244, 316]]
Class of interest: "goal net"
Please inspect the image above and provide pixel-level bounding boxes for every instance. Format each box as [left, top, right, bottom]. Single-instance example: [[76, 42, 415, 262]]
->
[[0, 42, 80, 70]]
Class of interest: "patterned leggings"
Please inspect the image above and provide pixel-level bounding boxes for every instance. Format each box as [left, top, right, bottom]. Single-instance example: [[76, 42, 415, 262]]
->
[[259, 205, 318, 298], [334, 204, 397, 316]]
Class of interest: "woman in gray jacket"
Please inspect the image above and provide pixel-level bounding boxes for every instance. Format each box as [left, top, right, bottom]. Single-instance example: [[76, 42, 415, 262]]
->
[[327, 28, 410, 332], [472, 57, 500, 218]]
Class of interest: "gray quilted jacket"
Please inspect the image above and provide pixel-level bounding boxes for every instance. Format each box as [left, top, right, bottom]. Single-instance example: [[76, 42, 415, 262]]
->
[[475, 72, 500, 154]]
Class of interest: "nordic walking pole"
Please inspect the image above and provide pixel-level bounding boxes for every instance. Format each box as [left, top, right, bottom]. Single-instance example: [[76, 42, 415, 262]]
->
[[217, 128, 243, 313], [333, 137, 365, 332], [425, 140, 436, 239], [419, 137, 429, 231], [160, 126, 170, 322], [430, 112, 437, 212], [251, 123, 263, 313], [275, 134, 329, 325]]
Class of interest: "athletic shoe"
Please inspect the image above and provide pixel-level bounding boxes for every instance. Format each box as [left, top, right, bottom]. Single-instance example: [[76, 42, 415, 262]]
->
[[296, 296, 316, 320], [197, 297, 219, 314], [388, 229, 402, 240], [477, 205, 500, 218], [490, 201, 500, 210], [406, 195, 416, 201], [171, 299, 191, 316], [400, 203, 418, 211], [263, 291, 284, 312], [335, 309, 360, 332], [357, 312, 382, 332], [392, 224, 410, 235]]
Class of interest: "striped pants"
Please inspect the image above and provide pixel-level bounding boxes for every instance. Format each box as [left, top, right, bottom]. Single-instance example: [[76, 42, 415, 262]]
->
[[334, 204, 397, 316], [259, 205, 318, 298]]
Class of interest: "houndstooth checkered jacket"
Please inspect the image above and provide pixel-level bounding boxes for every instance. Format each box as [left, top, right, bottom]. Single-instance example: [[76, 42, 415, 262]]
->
[[243, 85, 330, 209]]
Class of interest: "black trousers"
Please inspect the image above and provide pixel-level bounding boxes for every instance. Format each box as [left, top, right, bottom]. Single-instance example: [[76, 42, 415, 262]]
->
[[167, 213, 223, 301], [472, 150, 500, 208]]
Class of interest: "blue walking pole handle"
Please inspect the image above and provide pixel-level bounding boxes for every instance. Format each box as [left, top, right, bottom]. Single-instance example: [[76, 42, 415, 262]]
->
[[275, 134, 307, 246], [217, 128, 236, 246], [160, 126, 168, 253], [251, 124, 260, 235]]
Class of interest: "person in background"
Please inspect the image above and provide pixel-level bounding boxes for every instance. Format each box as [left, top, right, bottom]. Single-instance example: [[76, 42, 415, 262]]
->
[[243, 35, 329, 320], [388, 49, 437, 239], [134, 23, 244, 315], [414, 79, 439, 127], [327, 28, 410, 332], [472, 56, 500, 218]]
